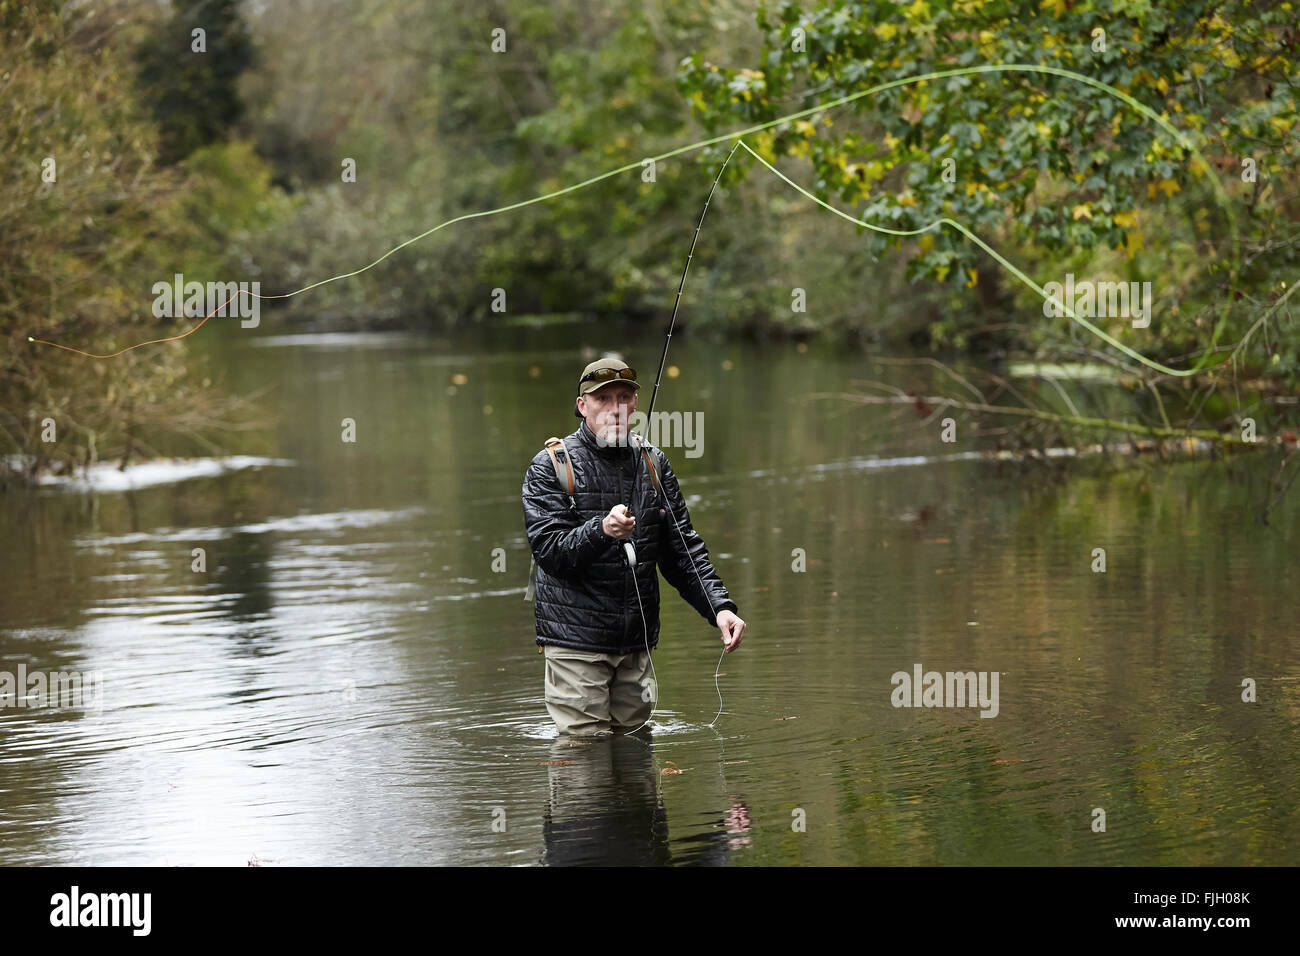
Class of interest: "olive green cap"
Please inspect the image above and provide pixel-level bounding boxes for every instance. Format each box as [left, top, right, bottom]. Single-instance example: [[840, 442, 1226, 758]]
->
[[574, 357, 639, 417]]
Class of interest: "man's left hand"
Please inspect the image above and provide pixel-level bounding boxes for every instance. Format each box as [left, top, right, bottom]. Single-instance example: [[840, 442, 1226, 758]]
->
[[716, 610, 746, 653]]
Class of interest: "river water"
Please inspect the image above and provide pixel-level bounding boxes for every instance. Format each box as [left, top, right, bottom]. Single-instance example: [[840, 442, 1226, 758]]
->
[[2, 324, 1297, 865]]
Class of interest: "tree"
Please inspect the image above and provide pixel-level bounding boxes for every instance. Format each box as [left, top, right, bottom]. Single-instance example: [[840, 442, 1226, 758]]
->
[[1, 1, 276, 482], [678, 0, 1299, 373], [137, 0, 256, 165]]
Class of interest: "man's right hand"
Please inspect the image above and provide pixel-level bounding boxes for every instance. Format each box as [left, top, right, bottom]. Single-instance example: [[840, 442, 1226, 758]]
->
[[602, 504, 635, 540]]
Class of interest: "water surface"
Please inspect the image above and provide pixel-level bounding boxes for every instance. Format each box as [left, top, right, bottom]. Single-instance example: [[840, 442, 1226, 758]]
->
[[2, 326, 1296, 865]]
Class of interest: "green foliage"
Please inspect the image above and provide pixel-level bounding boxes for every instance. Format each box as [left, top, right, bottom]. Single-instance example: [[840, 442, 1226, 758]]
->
[[136, 0, 256, 165], [1, 2, 277, 481], [241, 0, 778, 330], [678, 0, 1300, 370]]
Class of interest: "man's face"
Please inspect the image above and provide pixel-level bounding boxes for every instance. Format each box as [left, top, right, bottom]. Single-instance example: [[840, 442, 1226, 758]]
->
[[577, 382, 638, 446]]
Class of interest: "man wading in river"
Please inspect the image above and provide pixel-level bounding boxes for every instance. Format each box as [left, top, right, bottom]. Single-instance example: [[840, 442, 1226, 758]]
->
[[522, 357, 746, 735]]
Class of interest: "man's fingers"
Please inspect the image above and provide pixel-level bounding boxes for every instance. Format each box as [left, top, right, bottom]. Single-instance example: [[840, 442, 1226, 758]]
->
[[606, 505, 636, 539], [721, 617, 746, 652]]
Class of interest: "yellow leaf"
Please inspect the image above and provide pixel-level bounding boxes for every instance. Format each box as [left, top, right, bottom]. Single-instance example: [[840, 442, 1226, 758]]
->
[[1072, 203, 1093, 220], [794, 120, 816, 137], [876, 22, 898, 41], [935, 264, 951, 282], [1113, 210, 1139, 228], [1156, 76, 1169, 94], [1040, 0, 1066, 16], [918, 233, 935, 253], [883, 133, 901, 151], [1158, 178, 1180, 197], [966, 268, 979, 287], [898, 192, 917, 207]]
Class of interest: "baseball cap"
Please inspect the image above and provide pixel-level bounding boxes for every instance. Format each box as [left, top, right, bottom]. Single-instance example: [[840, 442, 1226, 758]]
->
[[574, 357, 639, 418]]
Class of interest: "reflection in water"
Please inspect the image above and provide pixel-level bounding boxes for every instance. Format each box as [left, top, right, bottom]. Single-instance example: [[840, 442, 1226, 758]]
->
[[540, 734, 755, 866], [542, 736, 671, 866], [213, 530, 276, 626]]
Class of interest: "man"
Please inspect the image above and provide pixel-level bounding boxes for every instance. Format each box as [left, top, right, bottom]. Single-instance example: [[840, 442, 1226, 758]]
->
[[522, 356, 747, 736]]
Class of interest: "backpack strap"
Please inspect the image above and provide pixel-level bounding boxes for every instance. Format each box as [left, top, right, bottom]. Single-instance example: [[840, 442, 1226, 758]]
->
[[632, 434, 666, 501], [526, 436, 576, 603], [542, 436, 577, 510]]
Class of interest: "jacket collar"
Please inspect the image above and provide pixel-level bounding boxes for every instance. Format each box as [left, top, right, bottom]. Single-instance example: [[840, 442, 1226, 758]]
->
[[575, 420, 631, 461]]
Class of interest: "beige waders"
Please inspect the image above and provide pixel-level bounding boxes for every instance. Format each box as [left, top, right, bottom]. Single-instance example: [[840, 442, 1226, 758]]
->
[[542, 644, 654, 735]]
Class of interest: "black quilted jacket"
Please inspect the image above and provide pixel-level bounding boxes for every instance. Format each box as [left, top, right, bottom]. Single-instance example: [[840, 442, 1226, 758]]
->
[[522, 421, 738, 654]]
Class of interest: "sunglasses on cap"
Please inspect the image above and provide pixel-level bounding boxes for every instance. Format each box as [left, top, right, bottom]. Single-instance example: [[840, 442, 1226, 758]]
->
[[580, 366, 637, 385]]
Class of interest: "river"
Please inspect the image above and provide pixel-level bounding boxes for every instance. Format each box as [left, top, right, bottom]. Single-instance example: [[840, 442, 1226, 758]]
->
[[1, 323, 1296, 865]]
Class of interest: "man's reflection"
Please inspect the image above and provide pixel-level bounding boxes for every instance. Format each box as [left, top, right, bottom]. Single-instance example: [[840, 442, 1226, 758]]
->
[[542, 733, 670, 866], [540, 734, 753, 866]]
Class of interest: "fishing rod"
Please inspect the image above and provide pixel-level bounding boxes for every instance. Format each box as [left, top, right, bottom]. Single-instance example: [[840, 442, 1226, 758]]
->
[[646, 141, 742, 424], [620, 142, 743, 734]]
